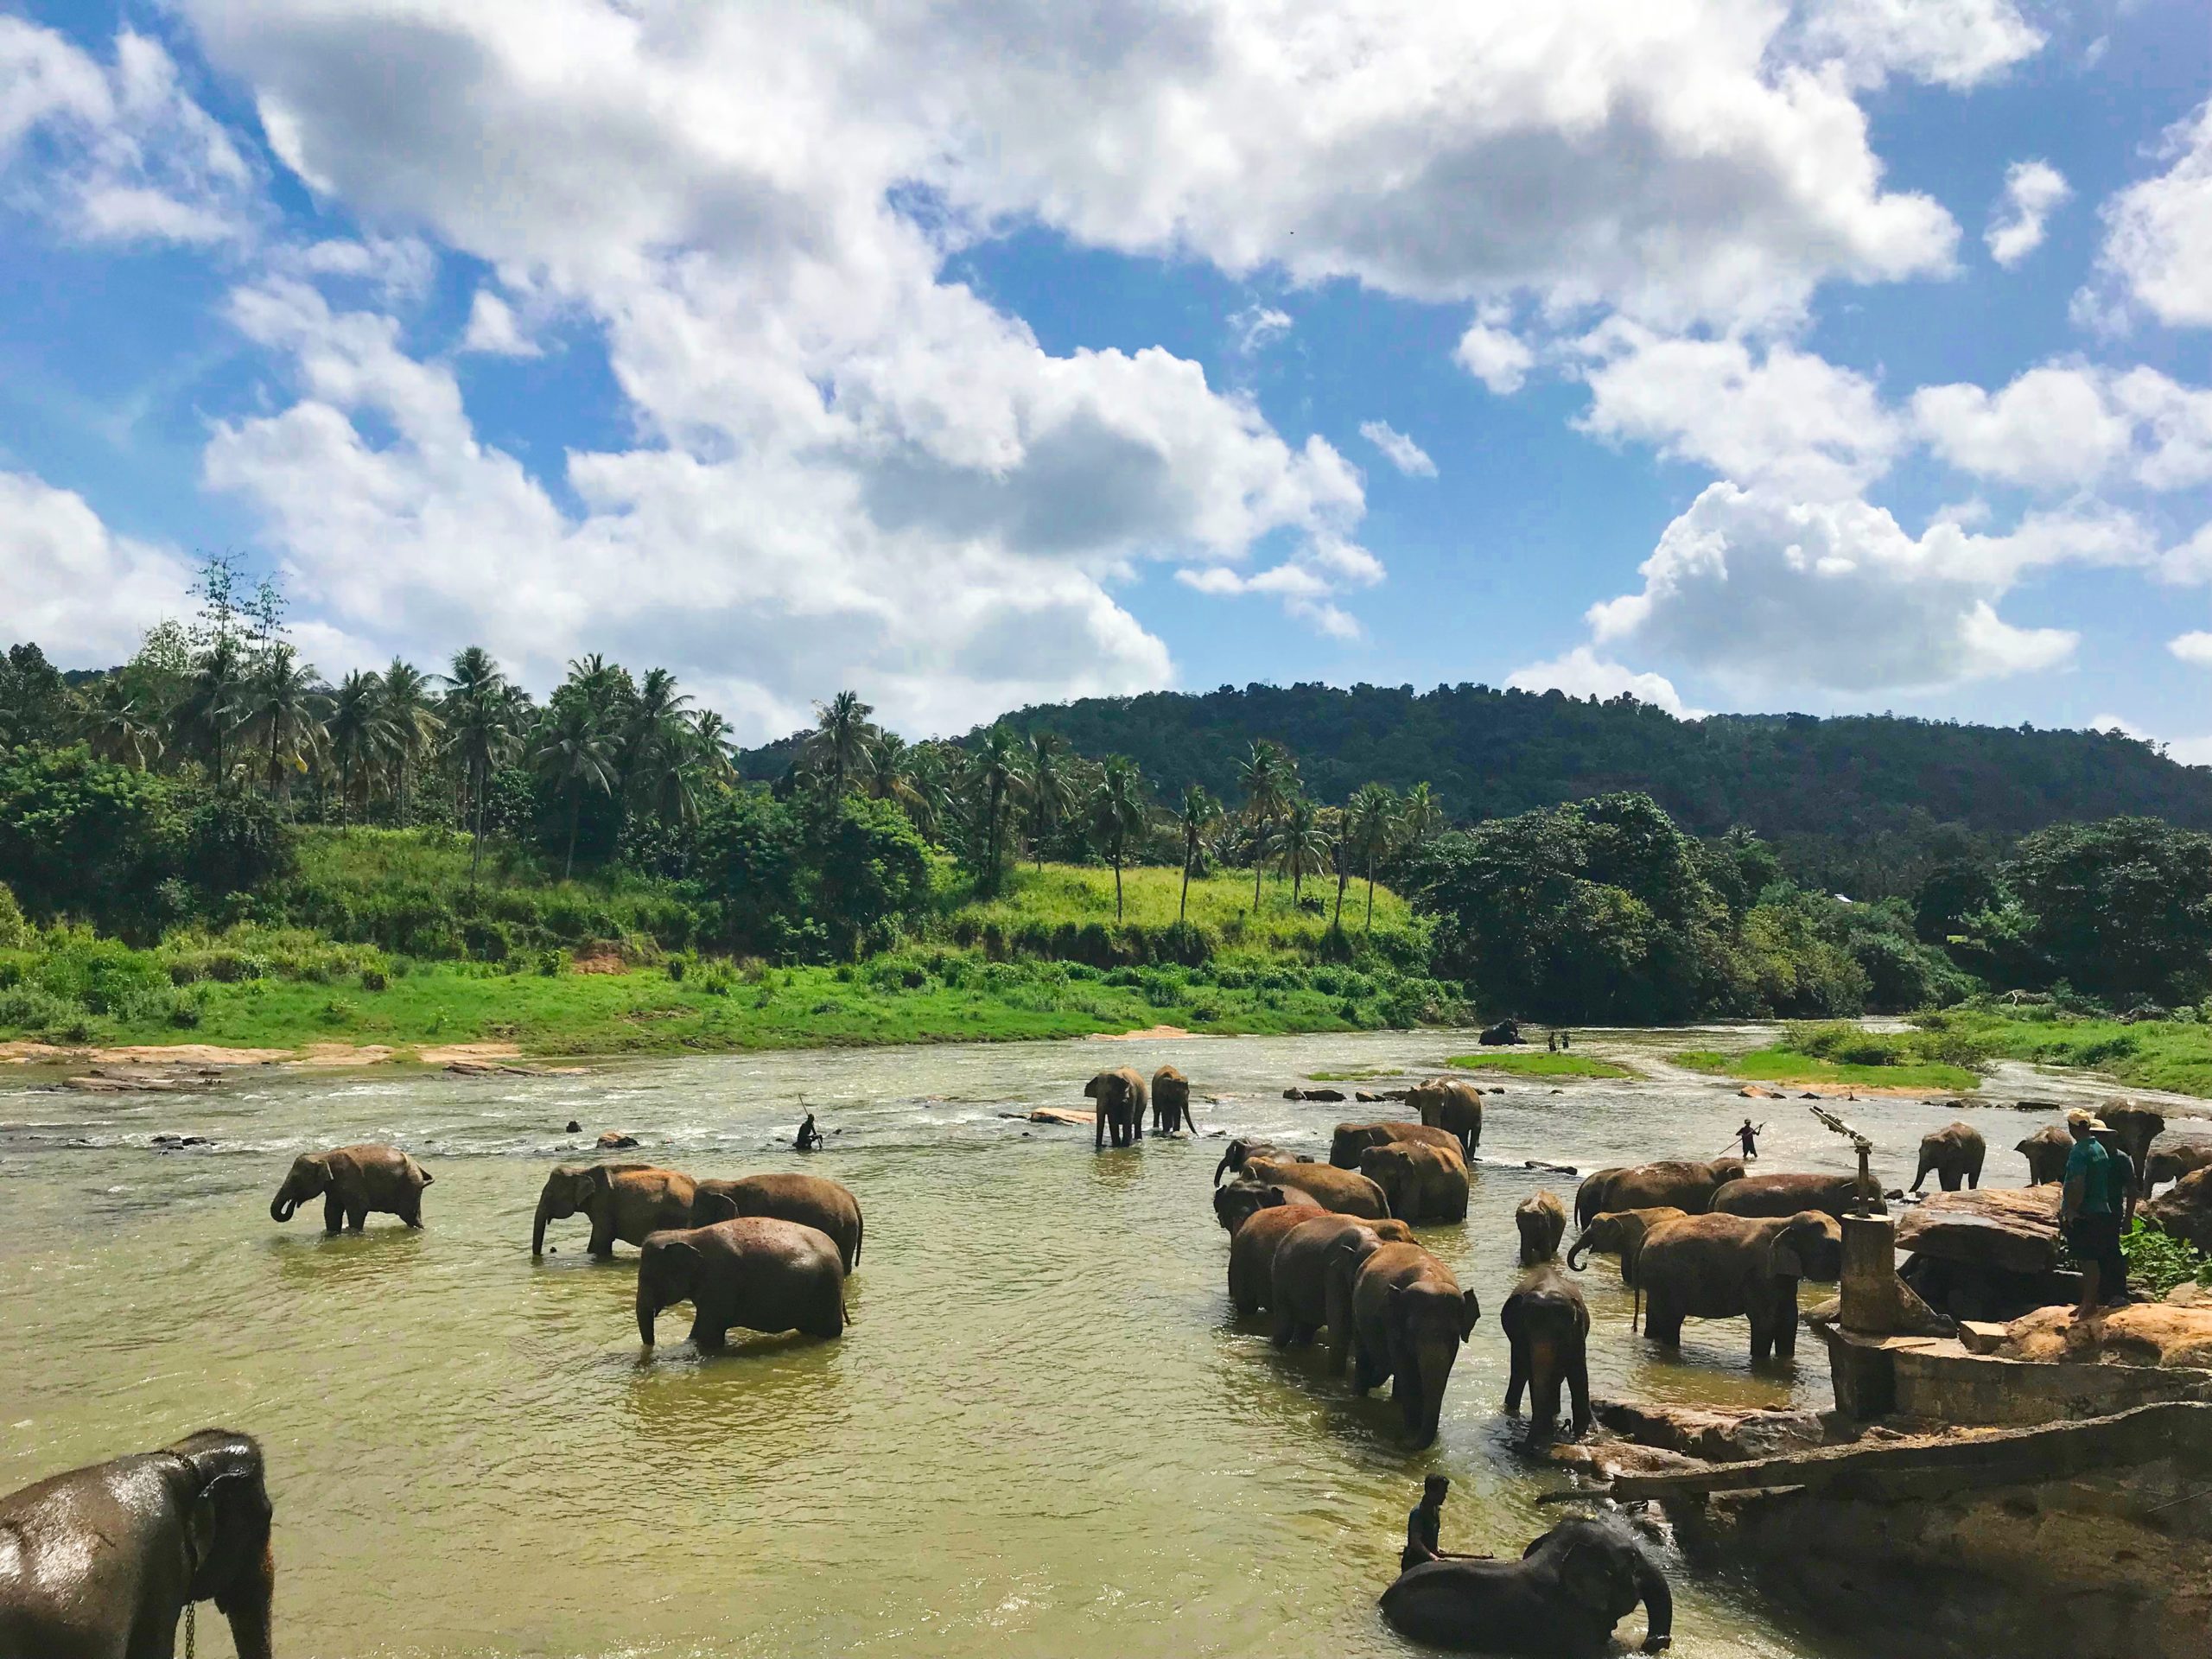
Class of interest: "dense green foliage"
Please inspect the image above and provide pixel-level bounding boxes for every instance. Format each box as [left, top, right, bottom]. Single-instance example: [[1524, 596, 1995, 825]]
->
[[2120, 1218, 2212, 1298]]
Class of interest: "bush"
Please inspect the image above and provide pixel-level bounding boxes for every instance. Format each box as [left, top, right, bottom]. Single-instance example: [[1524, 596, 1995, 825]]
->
[[0, 882, 25, 950]]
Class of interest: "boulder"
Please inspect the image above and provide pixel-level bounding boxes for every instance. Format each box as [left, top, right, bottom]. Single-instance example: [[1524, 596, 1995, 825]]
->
[[1355, 1090, 1384, 1103], [2145, 1166, 2212, 1253], [1012, 1107, 1093, 1127], [1592, 1398, 1829, 1463], [1994, 1303, 2212, 1370], [1738, 1084, 1783, 1099], [1897, 1185, 2063, 1275], [1283, 1086, 1345, 1102], [2148, 1127, 2212, 1191]]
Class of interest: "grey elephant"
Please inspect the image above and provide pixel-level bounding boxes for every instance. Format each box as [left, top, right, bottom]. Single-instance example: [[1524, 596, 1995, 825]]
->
[[2101, 1101, 2166, 1198], [1266, 1213, 1415, 1368], [1214, 1177, 1322, 1234], [2147, 1130, 2212, 1191], [270, 1142, 433, 1231], [1381, 1514, 1672, 1656], [1709, 1171, 1877, 1219], [636, 1217, 848, 1350], [1910, 1122, 1986, 1192], [1359, 1141, 1469, 1223], [1573, 1158, 1745, 1229], [1243, 1154, 1391, 1219], [694, 1173, 863, 1271], [1330, 1120, 1462, 1168], [1349, 1242, 1481, 1446], [1228, 1204, 1325, 1315], [1516, 1191, 1567, 1265], [1501, 1263, 1592, 1440], [1565, 1206, 1688, 1329], [1086, 1066, 1148, 1148], [1407, 1077, 1484, 1157], [1211, 1137, 1307, 1186], [0, 1427, 274, 1659], [1638, 1210, 1843, 1361], [2145, 1167, 2212, 1251], [533, 1162, 696, 1257], [1151, 1065, 1196, 1133], [2018, 1123, 2071, 1185]]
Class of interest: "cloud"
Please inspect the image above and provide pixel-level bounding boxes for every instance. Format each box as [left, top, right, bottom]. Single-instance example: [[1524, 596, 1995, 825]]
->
[[0, 469, 196, 664], [1794, 0, 2044, 90], [1230, 305, 1292, 356], [1358, 421, 1436, 478], [0, 21, 255, 246], [2093, 98, 2212, 328], [460, 289, 540, 358], [2171, 632, 2212, 667], [1985, 159, 2069, 267], [1912, 362, 2212, 491], [1455, 316, 1535, 396], [1506, 646, 1701, 717], [1576, 324, 1901, 498], [1586, 482, 2151, 695]]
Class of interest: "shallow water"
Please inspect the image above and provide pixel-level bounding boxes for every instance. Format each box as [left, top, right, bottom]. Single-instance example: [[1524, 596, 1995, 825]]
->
[[0, 1029, 2026, 1657]]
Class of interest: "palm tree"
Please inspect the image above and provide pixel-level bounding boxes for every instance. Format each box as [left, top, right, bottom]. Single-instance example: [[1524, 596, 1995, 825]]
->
[[79, 679, 163, 771], [531, 697, 618, 880], [1023, 732, 1076, 868], [899, 742, 955, 839], [968, 725, 1027, 887], [1274, 795, 1331, 908], [1236, 740, 1294, 909], [376, 658, 443, 826], [809, 690, 877, 799], [441, 647, 518, 880], [1399, 781, 1443, 851], [173, 635, 247, 785], [324, 670, 387, 823], [1346, 782, 1400, 932], [624, 668, 694, 802], [238, 644, 326, 798], [1174, 784, 1222, 922], [690, 710, 738, 785], [1093, 754, 1148, 921]]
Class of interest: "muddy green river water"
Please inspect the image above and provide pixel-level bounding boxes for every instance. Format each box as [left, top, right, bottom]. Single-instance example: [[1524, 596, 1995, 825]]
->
[[0, 1030, 2022, 1657]]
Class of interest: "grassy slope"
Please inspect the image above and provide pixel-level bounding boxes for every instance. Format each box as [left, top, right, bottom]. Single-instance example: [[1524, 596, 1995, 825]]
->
[[1672, 1047, 1982, 1092], [1445, 1051, 1630, 1079], [940, 862, 1414, 949], [1914, 1008, 2212, 1099]]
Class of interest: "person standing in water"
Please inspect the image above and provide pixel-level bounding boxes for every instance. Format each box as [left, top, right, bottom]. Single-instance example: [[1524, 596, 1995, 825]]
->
[[1735, 1119, 1764, 1160], [1399, 1476, 1487, 1573], [795, 1112, 823, 1153]]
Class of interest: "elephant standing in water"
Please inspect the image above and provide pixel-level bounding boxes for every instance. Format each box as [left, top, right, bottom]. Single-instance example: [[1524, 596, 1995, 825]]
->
[[1565, 1206, 1688, 1330], [1214, 1178, 1321, 1234], [1516, 1191, 1567, 1265], [694, 1173, 864, 1271], [1151, 1065, 1197, 1133], [1265, 1213, 1415, 1366], [270, 1142, 433, 1231], [2101, 1102, 2166, 1198], [1911, 1122, 1987, 1192], [1407, 1078, 1484, 1157], [1710, 1172, 1878, 1219], [1243, 1154, 1392, 1219], [1573, 1159, 1745, 1229], [1637, 1210, 1843, 1362], [2017, 1124, 2072, 1185], [533, 1162, 696, 1257], [636, 1217, 849, 1349], [1501, 1264, 1591, 1440], [0, 1428, 275, 1659], [1330, 1120, 1462, 1168], [1359, 1141, 1469, 1223], [1381, 1514, 1672, 1656], [1350, 1243, 1481, 1446], [1086, 1066, 1147, 1148]]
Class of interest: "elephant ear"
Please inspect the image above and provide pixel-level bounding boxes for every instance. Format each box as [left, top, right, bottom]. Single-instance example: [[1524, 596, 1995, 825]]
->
[[585, 1164, 617, 1204], [694, 1188, 740, 1224], [1555, 1535, 1630, 1614], [1459, 1288, 1482, 1337], [1768, 1234, 1806, 1280]]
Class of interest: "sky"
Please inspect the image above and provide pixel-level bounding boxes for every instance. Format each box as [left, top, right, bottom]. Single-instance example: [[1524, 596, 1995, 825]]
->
[[3, 2, 2210, 755]]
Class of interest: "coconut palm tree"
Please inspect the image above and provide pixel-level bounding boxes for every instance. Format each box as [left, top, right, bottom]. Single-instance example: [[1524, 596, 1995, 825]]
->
[[690, 709, 738, 785], [969, 725, 1027, 886], [1236, 740, 1294, 909], [238, 644, 326, 799], [323, 670, 387, 823], [172, 635, 248, 785], [1345, 781, 1400, 932], [809, 690, 877, 799], [1174, 784, 1222, 922], [441, 648, 518, 880], [1023, 731, 1076, 869], [1274, 795, 1331, 908], [376, 658, 443, 826], [623, 668, 694, 801], [531, 696, 618, 880], [899, 741, 956, 840], [1399, 781, 1443, 850], [1093, 754, 1148, 922], [79, 679, 163, 771]]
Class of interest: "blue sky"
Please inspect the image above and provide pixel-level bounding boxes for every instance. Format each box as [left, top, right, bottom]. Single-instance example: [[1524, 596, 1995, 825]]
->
[[3, 0, 2210, 753]]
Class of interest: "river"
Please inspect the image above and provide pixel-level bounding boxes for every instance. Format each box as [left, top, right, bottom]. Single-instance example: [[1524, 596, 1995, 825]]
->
[[0, 1028, 2049, 1657]]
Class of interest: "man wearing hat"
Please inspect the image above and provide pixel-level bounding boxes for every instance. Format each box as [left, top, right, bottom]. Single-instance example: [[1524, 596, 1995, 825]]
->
[[2061, 1109, 2127, 1316]]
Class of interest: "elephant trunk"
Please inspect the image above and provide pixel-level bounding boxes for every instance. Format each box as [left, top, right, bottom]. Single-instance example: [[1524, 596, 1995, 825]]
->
[[636, 1285, 659, 1347], [531, 1197, 555, 1257], [1635, 1551, 1674, 1653], [219, 1541, 276, 1659], [1409, 1338, 1455, 1448], [270, 1193, 296, 1224], [1566, 1232, 1592, 1271], [1211, 1147, 1236, 1187]]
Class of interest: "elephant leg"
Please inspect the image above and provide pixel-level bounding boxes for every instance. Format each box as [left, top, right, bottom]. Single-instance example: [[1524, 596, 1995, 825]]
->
[[1351, 1341, 1383, 1395], [1941, 1168, 1962, 1192], [1503, 1340, 1528, 1414], [690, 1314, 728, 1351], [1567, 1351, 1592, 1440], [1643, 1294, 1681, 1346], [347, 1203, 368, 1231], [322, 1193, 345, 1234], [1270, 1308, 1298, 1349], [1325, 1281, 1355, 1376], [588, 1220, 617, 1260]]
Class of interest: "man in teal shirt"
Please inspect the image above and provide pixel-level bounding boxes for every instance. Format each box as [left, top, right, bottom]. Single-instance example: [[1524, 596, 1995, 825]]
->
[[2061, 1109, 2124, 1316]]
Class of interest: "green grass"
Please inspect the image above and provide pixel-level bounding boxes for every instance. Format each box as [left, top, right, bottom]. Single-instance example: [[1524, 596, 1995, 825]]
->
[[1671, 1046, 1981, 1092], [938, 863, 1415, 955], [1913, 1007, 2212, 1099], [1445, 1051, 1631, 1079]]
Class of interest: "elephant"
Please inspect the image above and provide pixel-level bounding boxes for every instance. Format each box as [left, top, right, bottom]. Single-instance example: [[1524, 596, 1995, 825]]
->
[[1151, 1065, 1196, 1134], [1500, 1263, 1592, 1441], [1516, 1191, 1567, 1266], [1478, 1019, 1524, 1047], [2147, 1130, 2212, 1191], [1565, 1206, 1688, 1329], [1349, 1243, 1482, 1446], [1572, 1158, 1745, 1229], [1211, 1137, 1308, 1186], [1243, 1154, 1391, 1219], [2145, 1167, 2212, 1253], [693, 1173, 863, 1271], [2018, 1123, 2072, 1185], [636, 1217, 848, 1349], [1085, 1066, 1148, 1148], [269, 1142, 432, 1231], [1214, 1178, 1322, 1235], [532, 1162, 696, 1257], [1266, 1213, 1416, 1366], [1228, 1204, 1330, 1315], [1709, 1171, 1878, 1219], [1407, 1077, 1484, 1157], [1380, 1514, 1673, 1656], [1910, 1122, 1986, 1192], [1358, 1141, 1469, 1224], [0, 1427, 275, 1659], [2101, 1101, 2166, 1198], [1637, 1210, 1843, 1362], [1330, 1120, 1463, 1169]]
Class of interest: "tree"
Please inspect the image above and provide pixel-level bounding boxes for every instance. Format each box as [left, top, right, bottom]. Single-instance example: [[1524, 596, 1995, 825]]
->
[[968, 724, 1027, 888], [238, 644, 325, 798], [1274, 794, 1330, 908], [1236, 739, 1294, 909], [0, 643, 67, 749], [323, 671, 388, 823], [441, 648, 519, 880], [376, 659, 443, 826], [1093, 754, 1148, 921], [78, 679, 163, 772], [173, 635, 247, 786], [1398, 781, 1443, 850], [531, 697, 618, 880], [1174, 784, 1222, 921], [1346, 781, 1400, 932], [809, 690, 877, 800], [623, 667, 695, 807], [1023, 731, 1076, 868], [2006, 818, 2212, 1003]]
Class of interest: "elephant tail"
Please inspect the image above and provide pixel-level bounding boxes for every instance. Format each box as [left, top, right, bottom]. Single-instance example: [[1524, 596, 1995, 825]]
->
[[855, 1209, 863, 1267]]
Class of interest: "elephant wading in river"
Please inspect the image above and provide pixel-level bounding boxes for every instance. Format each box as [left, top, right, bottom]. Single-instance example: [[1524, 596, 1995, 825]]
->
[[694, 1173, 864, 1271], [1911, 1122, 1987, 1192], [1573, 1158, 1745, 1229], [1710, 1171, 1877, 1219], [1350, 1243, 1481, 1446], [1228, 1205, 1326, 1315], [1516, 1191, 1567, 1266], [1244, 1154, 1391, 1219], [1501, 1263, 1592, 1441], [1638, 1210, 1842, 1362], [1330, 1120, 1462, 1168], [1565, 1206, 1688, 1330], [2018, 1124, 2072, 1185], [1359, 1141, 1469, 1223], [270, 1142, 432, 1231], [0, 1428, 275, 1659], [1214, 1178, 1321, 1234], [1381, 1514, 1672, 1657], [1086, 1066, 1148, 1149], [1211, 1137, 1307, 1185], [533, 1162, 696, 1257], [637, 1217, 848, 1349], [1151, 1065, 1196, 1134], [1407, 1078, 1484, 1157], [2102, 1102, 2166, 1199], [1267, 1213, 1415, 1367]]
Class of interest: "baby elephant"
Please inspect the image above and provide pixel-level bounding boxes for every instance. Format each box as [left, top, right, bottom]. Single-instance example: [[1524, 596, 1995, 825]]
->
[[1501, 1264, 1591, 1440], [270, 1143, 433, 1232], [636, 1217, 849, 1351], [1516, 1191, 1567, 1265]]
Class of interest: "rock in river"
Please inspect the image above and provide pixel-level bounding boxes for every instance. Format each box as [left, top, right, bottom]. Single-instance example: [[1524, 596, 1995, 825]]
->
[[1896, 1185, 2063, 1275]]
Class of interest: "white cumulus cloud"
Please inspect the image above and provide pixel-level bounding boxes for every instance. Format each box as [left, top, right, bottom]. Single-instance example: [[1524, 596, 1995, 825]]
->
[[1506, 646, 1701, 717], [1912, 362, 2212, 492], [460, 289, 540, 358], [1985, 159, 2069, 267], [1795, 0, 2044, 90], [2093, 98, 2212, 329], [1358, 421, 1436, 479], [1456, 317, 1535, 395], [0, 469, 196, 664]]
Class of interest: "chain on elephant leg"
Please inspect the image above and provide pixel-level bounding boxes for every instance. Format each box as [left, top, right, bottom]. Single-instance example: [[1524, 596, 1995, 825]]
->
[[185, 1600, 195, 1659]]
